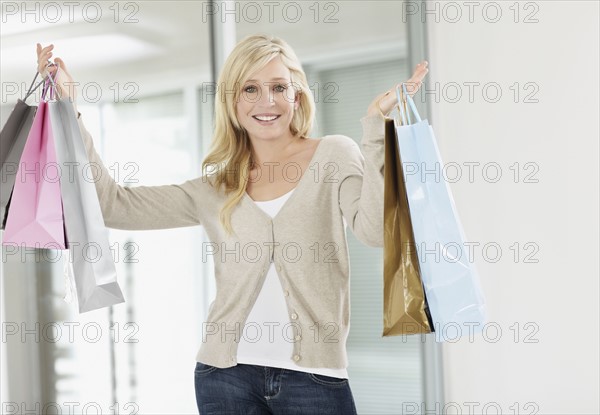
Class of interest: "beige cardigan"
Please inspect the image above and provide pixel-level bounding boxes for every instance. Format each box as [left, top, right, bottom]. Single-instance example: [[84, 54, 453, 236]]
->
[[76, 113, 385, 369]]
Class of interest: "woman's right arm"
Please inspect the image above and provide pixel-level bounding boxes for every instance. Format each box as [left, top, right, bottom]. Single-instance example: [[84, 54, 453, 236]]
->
[[37, 44, 204, 230], [77, 114, 204, 230]]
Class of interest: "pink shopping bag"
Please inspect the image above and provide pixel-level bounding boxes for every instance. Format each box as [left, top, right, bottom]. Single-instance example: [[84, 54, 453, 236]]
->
[[2, 94, 66, 249]]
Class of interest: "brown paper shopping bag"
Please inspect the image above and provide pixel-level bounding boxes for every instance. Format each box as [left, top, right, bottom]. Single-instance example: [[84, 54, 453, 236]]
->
[[383, 117, 433, 336]]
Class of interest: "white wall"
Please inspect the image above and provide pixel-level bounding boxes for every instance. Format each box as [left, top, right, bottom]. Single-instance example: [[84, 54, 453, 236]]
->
[[425, 1, 599, 413], [0, 261, 6, 410]]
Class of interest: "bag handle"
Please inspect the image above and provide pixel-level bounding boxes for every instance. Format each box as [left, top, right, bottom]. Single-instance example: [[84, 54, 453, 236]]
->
[[395, 85, 409, 126], [41, 65, 62, 101], [395, 83, 422, 125], [23, 72, 45, 101]]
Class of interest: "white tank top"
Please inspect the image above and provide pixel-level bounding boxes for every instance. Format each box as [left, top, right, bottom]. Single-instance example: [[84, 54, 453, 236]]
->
[[236, 187, 349, 379]]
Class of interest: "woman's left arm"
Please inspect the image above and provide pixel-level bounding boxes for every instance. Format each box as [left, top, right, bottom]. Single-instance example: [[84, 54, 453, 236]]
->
[[339, 61, 429, 247]]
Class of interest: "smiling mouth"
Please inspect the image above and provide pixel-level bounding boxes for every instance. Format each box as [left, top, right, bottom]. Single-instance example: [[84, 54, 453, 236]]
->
[[252, 115, 281, 122]]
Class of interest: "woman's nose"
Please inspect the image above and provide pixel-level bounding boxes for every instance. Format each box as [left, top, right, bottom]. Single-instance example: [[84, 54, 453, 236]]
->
[[257, 85, 276, 106]]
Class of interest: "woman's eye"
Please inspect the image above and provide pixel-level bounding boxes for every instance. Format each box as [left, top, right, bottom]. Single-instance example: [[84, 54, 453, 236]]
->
[[274, 84, 287, 92], [244, 85, 257, 93]]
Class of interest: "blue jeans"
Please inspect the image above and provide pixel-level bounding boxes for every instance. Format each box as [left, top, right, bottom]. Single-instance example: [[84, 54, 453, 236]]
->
[[194, 361, 358, 414]]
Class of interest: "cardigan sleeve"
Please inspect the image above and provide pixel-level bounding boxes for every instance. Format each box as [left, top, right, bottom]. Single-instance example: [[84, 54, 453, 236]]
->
[[337, 114, 385, 247], [76, 114, 204, 230]]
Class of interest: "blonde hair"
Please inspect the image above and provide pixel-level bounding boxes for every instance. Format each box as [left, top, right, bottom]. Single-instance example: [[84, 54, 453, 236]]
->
[[201, 34, 316, 237]]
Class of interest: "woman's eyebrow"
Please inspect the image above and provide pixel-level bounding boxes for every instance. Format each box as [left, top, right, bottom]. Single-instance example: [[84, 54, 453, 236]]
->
[[245, 77, 289, 82]]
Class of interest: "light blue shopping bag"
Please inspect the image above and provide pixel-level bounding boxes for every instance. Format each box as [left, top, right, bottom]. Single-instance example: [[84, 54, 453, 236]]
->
[[395, 83, 487, 342]]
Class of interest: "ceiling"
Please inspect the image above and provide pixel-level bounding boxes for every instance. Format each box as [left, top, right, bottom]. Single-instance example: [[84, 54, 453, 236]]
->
[[1, 1, 407, 103]]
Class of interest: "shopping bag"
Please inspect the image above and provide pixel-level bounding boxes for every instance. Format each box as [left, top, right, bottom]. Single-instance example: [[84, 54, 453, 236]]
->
[[383, 117, 433, 336], [48, 91, 125, 313], [2, 77, 67, 249], [1, 73, 47, 228], [395, 83, 487, 342]]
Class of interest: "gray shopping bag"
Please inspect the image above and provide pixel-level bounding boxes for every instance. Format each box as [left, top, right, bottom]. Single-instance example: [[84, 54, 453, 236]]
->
[[49, 96, 125, 313]]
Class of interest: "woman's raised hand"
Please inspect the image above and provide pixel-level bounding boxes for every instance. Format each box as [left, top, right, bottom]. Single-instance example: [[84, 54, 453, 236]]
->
[[36, 43, 78, 104], [367, 60, 429, 118]]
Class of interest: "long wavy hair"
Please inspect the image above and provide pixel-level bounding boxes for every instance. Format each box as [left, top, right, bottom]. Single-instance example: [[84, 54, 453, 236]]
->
[[201, 34, 316, 237]]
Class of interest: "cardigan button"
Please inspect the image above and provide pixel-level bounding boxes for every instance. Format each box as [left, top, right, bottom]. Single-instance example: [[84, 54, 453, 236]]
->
[[293, 354, 301, 362], [291, 313, 298, 320], [284, 290, 289, 297], [295, 335, 301, 341]]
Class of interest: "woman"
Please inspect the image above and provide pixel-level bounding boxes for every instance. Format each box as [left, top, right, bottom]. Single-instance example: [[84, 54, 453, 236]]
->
[[37, 34, 428, 414]]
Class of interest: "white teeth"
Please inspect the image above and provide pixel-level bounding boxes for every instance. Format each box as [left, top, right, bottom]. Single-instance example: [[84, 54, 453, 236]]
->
[[254, 115, 278, 121]]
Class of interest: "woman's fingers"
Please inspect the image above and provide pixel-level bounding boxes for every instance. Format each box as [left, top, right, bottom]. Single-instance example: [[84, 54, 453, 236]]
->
[[34, 43, 76, 102], [366, 60, 430, 117], [55, 59, 70, 93], [403, 61, 429, 96], [48, 57, 76, 101], [54, 57, 69, 75], [390, 61, 429, 97], [37, 44, 54, 63], [36, 43, 56, 77], [36, 43, 52, 55], [382, 61, 429, 109]]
